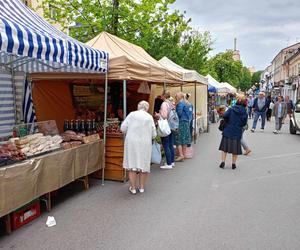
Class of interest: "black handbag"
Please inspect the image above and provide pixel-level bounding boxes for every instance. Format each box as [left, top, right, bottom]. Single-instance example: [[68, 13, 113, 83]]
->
[[218, 119, 227, 131]]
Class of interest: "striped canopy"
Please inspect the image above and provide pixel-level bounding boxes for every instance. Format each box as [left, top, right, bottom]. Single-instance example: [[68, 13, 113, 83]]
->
[[0, 0, 108, 72]]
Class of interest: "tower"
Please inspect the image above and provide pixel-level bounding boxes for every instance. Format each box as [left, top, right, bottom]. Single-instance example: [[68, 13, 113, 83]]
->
[[232, 38, 241, 61]]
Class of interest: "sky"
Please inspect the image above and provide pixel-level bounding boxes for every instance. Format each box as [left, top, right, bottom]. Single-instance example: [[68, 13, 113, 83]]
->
[[172, 0, 300, 71]]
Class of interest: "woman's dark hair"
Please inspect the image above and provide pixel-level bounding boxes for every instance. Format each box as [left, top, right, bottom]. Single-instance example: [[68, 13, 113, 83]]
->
[[186, 93, 191, 100]]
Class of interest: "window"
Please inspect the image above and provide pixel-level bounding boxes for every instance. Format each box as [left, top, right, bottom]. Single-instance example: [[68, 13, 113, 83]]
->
[[22, 0, 30, 6], [49, 4, 58, 20]]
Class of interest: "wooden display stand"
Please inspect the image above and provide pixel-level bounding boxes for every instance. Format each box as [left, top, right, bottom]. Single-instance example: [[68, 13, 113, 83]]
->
[[94, 136, 128, 182]]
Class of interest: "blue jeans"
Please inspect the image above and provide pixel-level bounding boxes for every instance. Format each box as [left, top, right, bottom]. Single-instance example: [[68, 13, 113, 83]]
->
[[252, 111, 266, 129], [248, 107, 253, 118], [161, 132, 175, 166]]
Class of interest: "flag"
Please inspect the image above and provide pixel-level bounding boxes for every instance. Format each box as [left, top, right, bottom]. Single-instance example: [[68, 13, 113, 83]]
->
[[23, 78, 37, 124]]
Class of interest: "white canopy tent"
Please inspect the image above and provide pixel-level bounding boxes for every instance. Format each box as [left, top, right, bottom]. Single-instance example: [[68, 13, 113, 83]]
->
[[159, 56, 207, 84], [158, 56, 208, 134], [220, 82, 237, 94]]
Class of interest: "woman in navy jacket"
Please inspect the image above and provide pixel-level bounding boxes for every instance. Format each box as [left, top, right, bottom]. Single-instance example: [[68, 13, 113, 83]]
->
[[219, 98, 248, 169]]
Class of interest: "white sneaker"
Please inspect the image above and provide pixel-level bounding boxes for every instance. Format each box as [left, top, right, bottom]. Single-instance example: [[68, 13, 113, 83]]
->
[[172, 162, 175, 167], [251, 128, 255, 133], [138, 188, 145, 193], [160, 165, 173, 170], [260, 128, 264, 132], [129, 187, 137, 194], [273, 130, 278, 134]]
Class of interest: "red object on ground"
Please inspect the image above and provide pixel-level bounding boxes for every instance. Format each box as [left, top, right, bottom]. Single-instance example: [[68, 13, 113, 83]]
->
[[11, 200, 41, 230]]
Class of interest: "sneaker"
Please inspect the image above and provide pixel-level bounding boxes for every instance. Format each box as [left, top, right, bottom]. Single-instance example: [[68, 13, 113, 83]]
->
[[273, 130, 278, 134], [260, 128, 264, 132], [232, 164, 237, 170], [129, 187, 137, 194], [172, 162, 175, 167], [138, 188, 145, 193], [160, 165, 173, 170], [251, 128, 255, 133]]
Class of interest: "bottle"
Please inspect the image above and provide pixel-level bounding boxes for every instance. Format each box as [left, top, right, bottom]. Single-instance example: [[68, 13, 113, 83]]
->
[[80, 119, 86, 135], [74, 120, 80, 133], [91, 119, 97, 134], [63, 120, 69, 132], [86, 119, 91, 135], [69, 120, 74, 131]]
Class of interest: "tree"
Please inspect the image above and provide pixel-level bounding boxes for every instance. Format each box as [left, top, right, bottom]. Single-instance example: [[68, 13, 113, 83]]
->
[[207, 51, 252, 91], [240, 67, 252, 91], [207, 51, 243, 88], [39, 0, 212, 75], [251, 70, 263, 85]]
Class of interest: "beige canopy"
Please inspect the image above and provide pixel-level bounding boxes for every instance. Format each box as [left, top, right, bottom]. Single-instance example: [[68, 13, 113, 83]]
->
[[86, 32, 182, 83]]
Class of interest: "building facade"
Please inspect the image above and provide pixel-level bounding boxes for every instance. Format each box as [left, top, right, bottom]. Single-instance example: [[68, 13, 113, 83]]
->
[[20, 0, 62, 31], [261, 42, 300, 102], [283, 49, 300, 103]]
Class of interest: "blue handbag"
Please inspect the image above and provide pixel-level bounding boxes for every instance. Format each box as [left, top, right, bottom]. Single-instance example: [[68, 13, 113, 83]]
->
[[151, 141, 162, 164]]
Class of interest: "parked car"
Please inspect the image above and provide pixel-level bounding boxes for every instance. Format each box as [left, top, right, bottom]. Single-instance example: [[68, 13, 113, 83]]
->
[[290, 99, 300, 134]]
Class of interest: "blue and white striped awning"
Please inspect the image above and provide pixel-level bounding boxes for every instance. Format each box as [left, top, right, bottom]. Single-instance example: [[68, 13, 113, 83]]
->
[[0, 0, 108, 73]]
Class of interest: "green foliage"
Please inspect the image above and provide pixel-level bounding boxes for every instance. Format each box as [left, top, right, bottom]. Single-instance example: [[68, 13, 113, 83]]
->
[[251, 70, 263, 85], [39, 0, 212, 76], [207, 50, 252, 91]]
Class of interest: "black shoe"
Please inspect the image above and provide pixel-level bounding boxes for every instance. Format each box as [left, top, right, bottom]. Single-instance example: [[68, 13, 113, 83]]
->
[[219, 162, 225, 169], [232, 164, 236, 170]]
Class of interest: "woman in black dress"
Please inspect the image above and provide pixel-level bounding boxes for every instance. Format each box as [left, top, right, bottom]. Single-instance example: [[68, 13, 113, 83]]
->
[[219, 98, 248, 169]]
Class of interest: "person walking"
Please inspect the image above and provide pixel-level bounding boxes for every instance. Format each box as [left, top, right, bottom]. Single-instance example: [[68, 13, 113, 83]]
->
[[266, 96, 273, 121], [251, 92, 269, 132], [247, 95, 254, 119], [158, 90, 176, 170], [121, 101, 157, 194], [175, 92, 191, 162], [273, 96, 287, 134], [285, 96, 294, 119], [219, 97, 248, 169]]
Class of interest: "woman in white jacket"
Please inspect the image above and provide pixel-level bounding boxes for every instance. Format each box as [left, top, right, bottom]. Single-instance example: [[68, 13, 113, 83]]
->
[[121, 101, 157, 194]]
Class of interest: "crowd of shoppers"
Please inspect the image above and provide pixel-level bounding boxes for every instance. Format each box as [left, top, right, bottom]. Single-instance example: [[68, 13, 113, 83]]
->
[[121, 89, 294, 194], [121, 90, 194, 194]]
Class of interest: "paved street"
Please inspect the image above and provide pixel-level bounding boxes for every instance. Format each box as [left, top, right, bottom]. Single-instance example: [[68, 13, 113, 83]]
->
[[1, 120, 300, 250]]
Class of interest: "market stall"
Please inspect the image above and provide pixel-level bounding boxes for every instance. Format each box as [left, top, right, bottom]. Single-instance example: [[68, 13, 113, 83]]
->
[[0, 0, 109, 233], [158, 57, 208, 136], [86, 32, 183, 182]]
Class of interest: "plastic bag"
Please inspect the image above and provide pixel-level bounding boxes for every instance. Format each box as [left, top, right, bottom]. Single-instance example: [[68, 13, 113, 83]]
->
[[184, 145, 194, 159], [157, 118, 171, 137], [151, 141, 162, 164]]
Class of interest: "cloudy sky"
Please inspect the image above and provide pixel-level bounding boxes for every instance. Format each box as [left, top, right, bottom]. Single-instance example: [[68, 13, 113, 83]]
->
[[172, 0, 300, 71]]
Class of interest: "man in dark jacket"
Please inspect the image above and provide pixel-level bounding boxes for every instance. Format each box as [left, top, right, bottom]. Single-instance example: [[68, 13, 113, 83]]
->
[[251, 92, 269, 132]]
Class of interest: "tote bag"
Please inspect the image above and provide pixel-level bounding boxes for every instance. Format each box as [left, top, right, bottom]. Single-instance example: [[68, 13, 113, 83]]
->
[[151, 141, 162, 164], [157, 118, 171, 137]]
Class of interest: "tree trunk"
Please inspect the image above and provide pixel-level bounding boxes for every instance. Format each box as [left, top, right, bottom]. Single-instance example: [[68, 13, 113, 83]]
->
[[112, 0, 119, 35]]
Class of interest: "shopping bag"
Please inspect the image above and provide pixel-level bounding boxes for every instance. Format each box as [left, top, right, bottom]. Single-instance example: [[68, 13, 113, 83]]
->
[[157, 118, 171, 137], [151, 141, 162, 164], [184, 145, 194, 159]]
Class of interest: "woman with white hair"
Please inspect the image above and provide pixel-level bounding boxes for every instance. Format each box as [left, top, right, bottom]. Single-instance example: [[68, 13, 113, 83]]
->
[[121, 100, 157, 194]]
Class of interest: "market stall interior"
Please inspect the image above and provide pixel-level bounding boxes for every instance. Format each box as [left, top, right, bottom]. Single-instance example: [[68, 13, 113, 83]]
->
[[0, 0, 109, 234]]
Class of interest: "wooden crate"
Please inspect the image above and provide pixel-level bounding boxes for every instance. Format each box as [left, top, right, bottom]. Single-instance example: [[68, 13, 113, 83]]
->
[[92, 136, 128, 182]]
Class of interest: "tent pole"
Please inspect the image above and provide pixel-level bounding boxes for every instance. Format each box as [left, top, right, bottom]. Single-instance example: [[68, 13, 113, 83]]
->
[[123, 80, 127, 119], [206, 84, 209, 133], [102, 72, 108, 186], [11, 69, 17, 125], [163, 82, 166, 91], [123, 79, 127, 183], [180, 84, 183, 92], [194, 82, 197, 144]]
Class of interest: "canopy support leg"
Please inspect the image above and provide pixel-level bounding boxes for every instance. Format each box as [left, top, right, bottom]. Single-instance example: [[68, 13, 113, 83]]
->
[[102, 72, 108, 186], [194, 82, 197, 144], [123, 80, 127, 183]]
